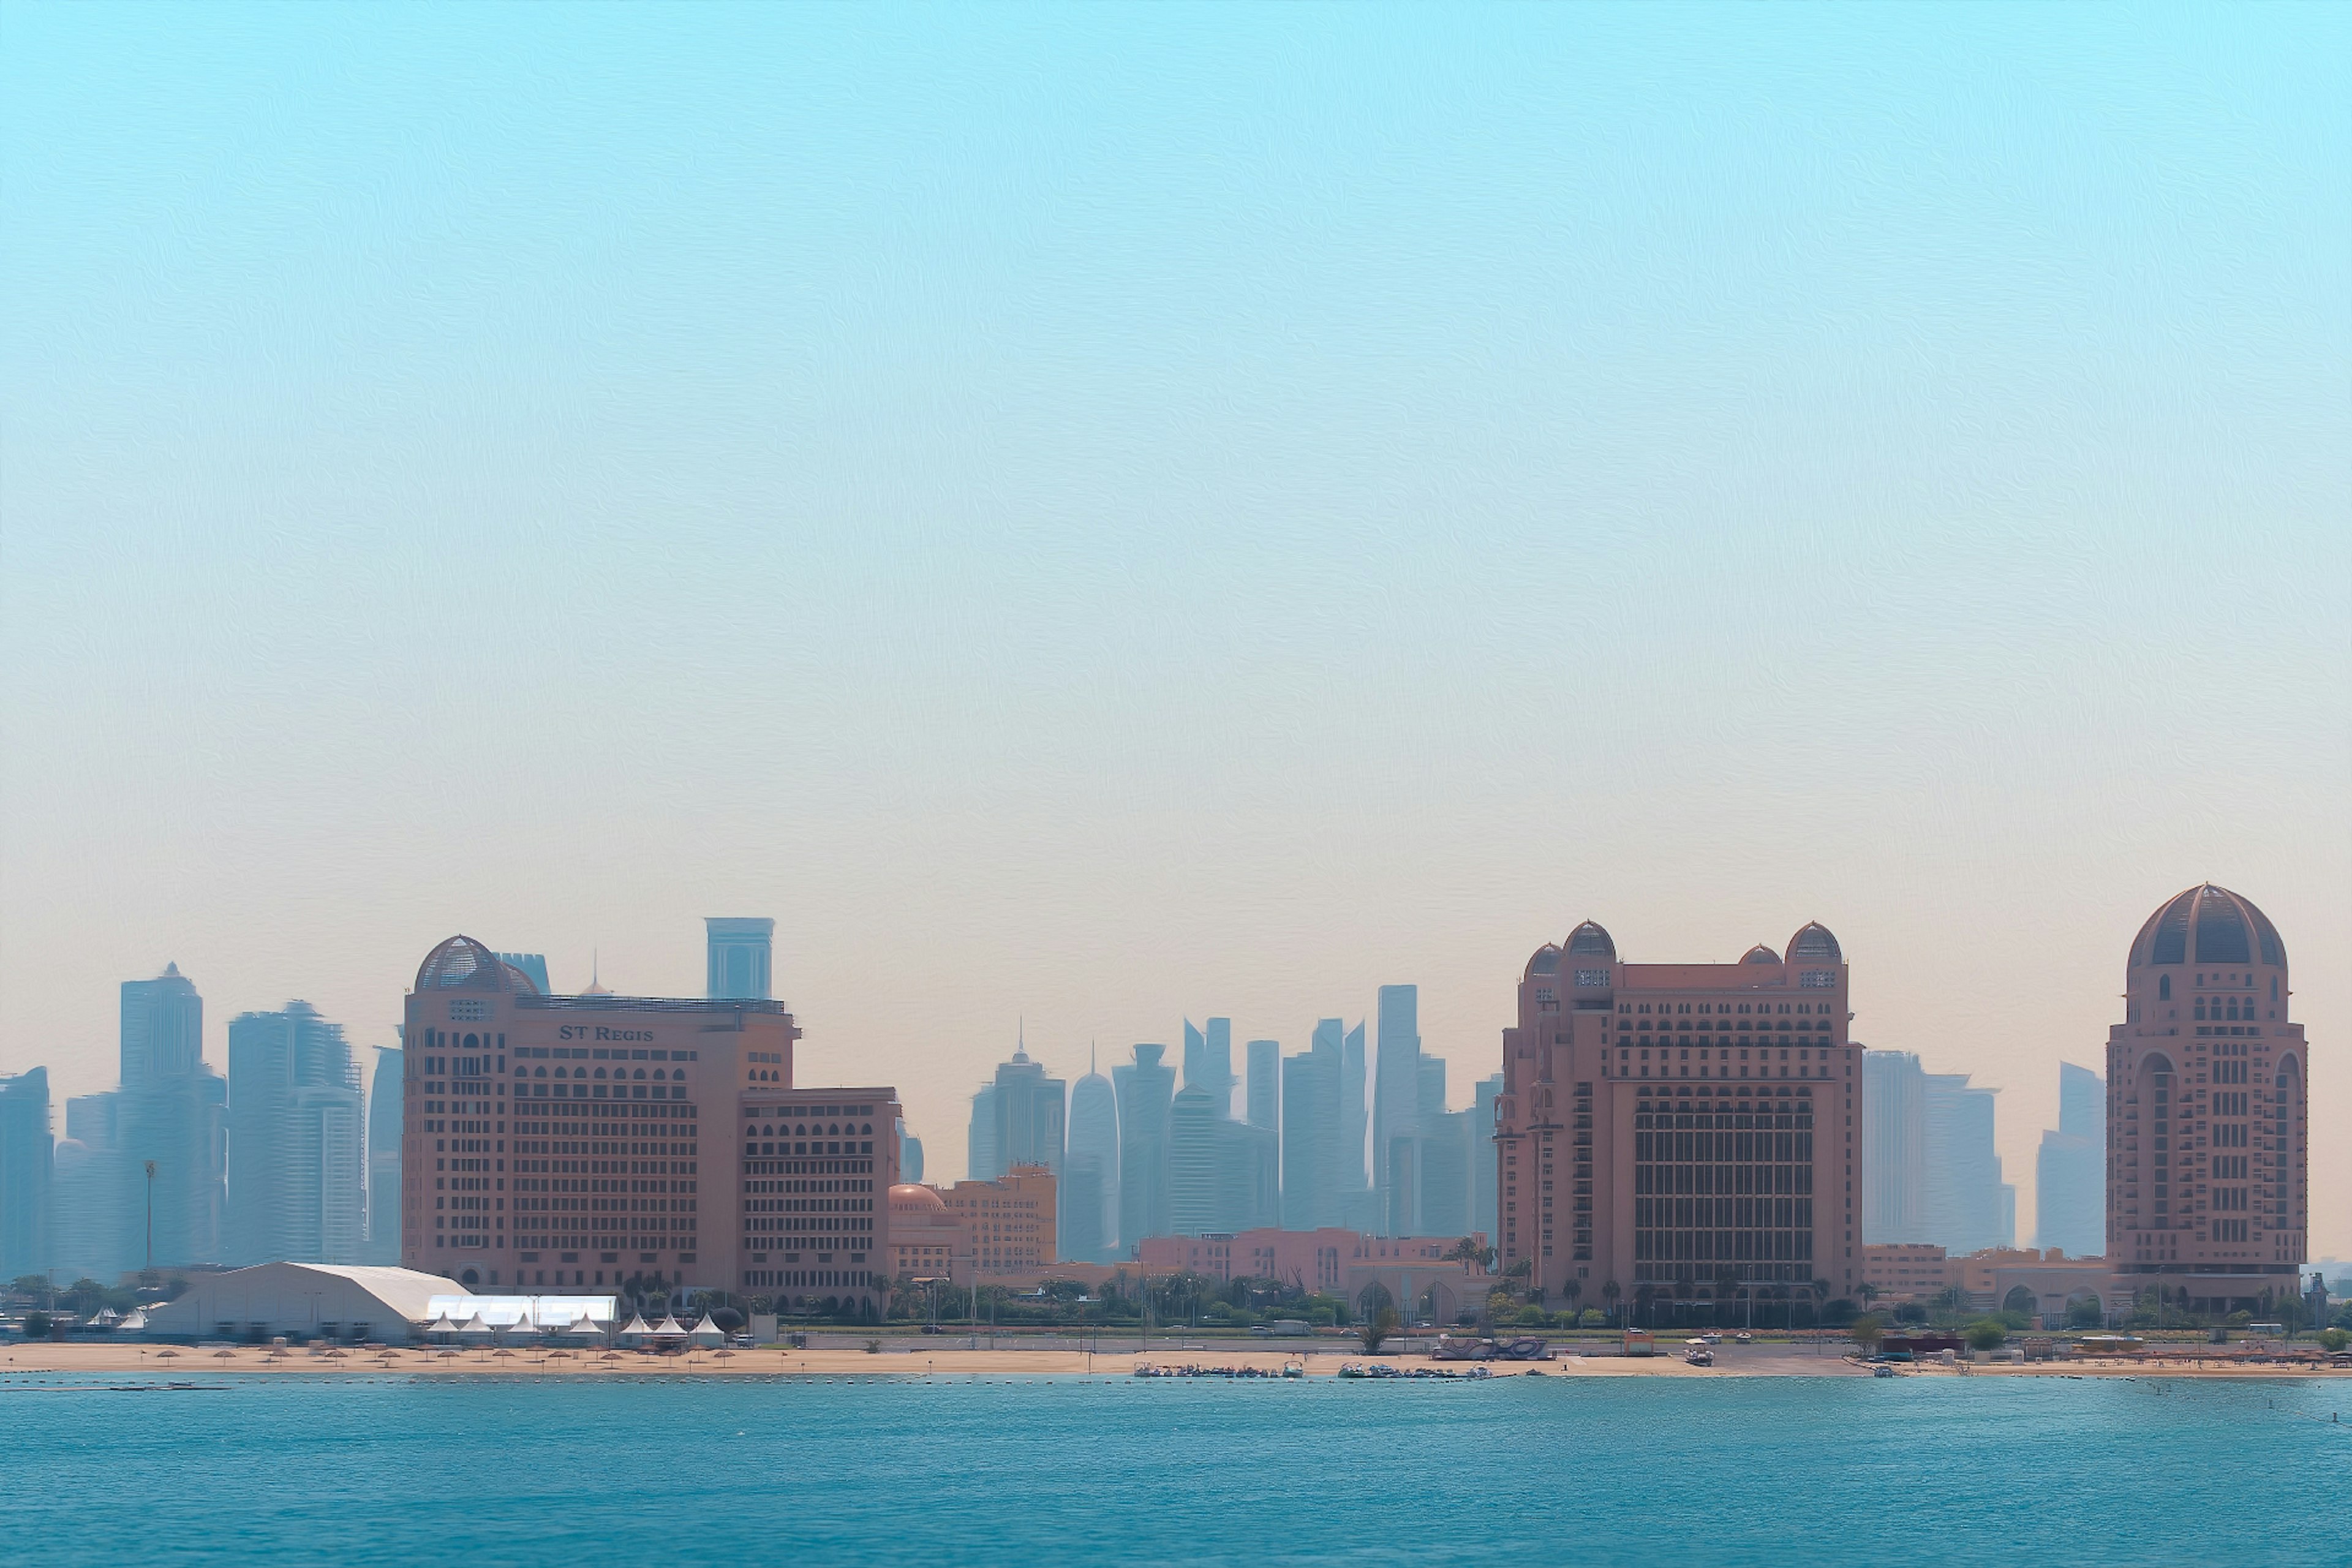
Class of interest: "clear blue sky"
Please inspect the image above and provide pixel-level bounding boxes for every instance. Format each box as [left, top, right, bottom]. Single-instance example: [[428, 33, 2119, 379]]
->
[[4, 4, 2346, 1250]]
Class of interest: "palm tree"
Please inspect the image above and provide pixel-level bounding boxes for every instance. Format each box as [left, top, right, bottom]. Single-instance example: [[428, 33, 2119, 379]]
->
[[1602, 1280, 1621, 1326], [1856, 1282, 1880, 1313], [1562, 1278, 1583, 1323], [1446, 1237, 1493, 1275]]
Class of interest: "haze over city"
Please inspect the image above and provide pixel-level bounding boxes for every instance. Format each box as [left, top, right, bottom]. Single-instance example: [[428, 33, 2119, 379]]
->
[[3, 0, 2346, 1264]]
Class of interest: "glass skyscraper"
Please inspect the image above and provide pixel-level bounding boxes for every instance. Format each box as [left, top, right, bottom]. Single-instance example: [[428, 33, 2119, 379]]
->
[[227, 1001, 366, 1266]]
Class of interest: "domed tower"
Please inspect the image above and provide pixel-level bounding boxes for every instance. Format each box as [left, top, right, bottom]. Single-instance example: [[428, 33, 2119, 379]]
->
[[2108, 885, 2305, 1313]]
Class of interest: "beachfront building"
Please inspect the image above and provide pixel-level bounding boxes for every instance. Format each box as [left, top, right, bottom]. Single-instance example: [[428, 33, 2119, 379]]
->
[[400, 934, 901, 1317], [887, 1183, 971, 1284], [2108, 885, 2308, 1315], [936, 1164, 1058, 1276], [1861, 1242, 1954, 1304], [1491, 920, 1862, 1322]]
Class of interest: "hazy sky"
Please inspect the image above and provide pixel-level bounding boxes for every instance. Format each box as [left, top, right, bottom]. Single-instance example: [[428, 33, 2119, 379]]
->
[[4, 6, 2346, 1253]]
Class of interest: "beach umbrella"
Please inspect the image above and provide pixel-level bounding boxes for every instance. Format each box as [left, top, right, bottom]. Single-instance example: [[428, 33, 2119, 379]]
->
[[213, 1348, 236, 1360]]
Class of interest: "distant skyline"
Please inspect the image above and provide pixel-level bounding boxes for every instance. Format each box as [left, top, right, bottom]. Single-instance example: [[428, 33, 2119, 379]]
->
[[2, 6, 2346, 1254]]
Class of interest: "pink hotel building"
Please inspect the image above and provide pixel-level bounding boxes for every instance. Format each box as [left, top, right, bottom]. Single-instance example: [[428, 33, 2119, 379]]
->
[[1493, 921, 1860, 1316], [2108, 884, 2308, 1313], [399, 936, 900, 1314]]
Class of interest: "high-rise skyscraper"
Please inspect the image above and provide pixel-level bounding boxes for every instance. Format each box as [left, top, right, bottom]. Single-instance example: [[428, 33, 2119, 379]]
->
[[1281, 1028, 1342, 1230], [1166, 1084, 1221, 1236], [2109, 885, 2305, 1312], [2034, 1061, 2105, 1256], [967, 1083, 998, 1182], [1340, 1021, 1367, 1193], [898, 1121, 925, 1184], [1244, 1039, 1279, 1134], [1861, 1048, 1928, 1243], [1472, 1072, 1503, 1243], [115, 964, 227, 1272], [1065, 1049, 1120, 1261], [705, 918, 775, 1001], [1183, 1017, 1235, 1118], [1922, 1072, 2005, 1256], [366, 1044, 404, 1264], [51, 1093, 124, 1281], [966, 1036, 1065, 1183], [1373, 985, 1420, 1196], [1113, 1044, 1174, 1246], [0, 1068, 51, 1283], [226, 1001, 366, 1265]]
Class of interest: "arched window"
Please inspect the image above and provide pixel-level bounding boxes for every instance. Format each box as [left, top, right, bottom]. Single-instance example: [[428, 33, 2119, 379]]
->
[[2271, 976, 2279, 1003], [2159, 974, 2171, 1001], [633, 1068, 646, 1080], [594, 1068, 607, 1080], [652, 1068, 666, 1080], [535, 1066, 548, 1077]]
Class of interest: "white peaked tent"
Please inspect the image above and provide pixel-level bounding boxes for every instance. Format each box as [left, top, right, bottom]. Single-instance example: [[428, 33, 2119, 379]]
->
[[689, 1313, 725, 1348], [616, 1314, 654, 1346], [456, 1313, 496, 1338], [650, 1316, 688, 1339], [427, 1314, 462, 1341]]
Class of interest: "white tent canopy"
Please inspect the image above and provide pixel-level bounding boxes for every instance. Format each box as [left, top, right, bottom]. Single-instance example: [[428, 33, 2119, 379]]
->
[[690, 1314, 725, 1346], [423, 1294, 617, 1332], [139, 1264, 468, 1341]]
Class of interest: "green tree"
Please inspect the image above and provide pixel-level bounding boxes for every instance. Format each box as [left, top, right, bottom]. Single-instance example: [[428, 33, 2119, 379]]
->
[[1966, 1319, 2009, 1352], [1849, 1314, 1885, 1352], [1359, 1306, 1400, 1355], [2318, 1327, 2348, 1353], [24, 1311, 53, 1338]]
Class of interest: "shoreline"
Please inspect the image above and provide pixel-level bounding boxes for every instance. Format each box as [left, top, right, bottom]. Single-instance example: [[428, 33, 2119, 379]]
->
[[3, 1342, 2344, 1381]]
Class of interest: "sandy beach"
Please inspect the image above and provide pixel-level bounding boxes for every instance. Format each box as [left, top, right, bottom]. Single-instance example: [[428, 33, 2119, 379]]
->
[[4, 1340, 2343, 1381]]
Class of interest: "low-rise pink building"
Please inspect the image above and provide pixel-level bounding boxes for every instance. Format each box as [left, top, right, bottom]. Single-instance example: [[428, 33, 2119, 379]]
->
[[1137, 1227, 1490, 1323]]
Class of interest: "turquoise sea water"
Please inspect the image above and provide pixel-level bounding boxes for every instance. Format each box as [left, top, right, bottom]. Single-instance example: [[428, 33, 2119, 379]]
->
[[6, 1371, 2347, 1564]]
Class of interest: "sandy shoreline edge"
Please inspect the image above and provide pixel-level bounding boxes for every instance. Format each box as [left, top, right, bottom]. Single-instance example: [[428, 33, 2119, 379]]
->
[[4, 1343, 2345, 1381]]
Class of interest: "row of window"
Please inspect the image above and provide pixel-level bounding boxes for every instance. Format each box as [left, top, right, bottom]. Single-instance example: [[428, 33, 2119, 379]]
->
[[1627, 1001, 1831, 1016]]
